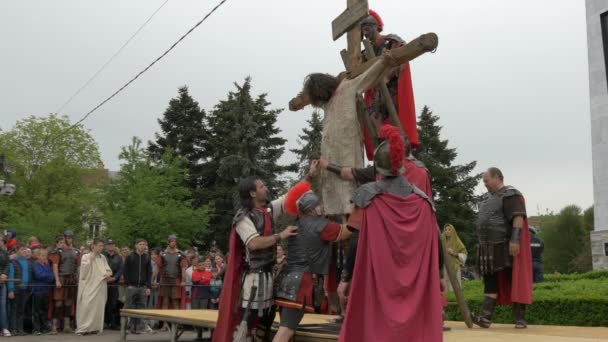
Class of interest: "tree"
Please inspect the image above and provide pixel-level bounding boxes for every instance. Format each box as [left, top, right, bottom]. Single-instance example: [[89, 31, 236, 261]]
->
[[148, 86, 208, 206], [103, 137, 212, 248], [290, 110, 323, 178], [413, 106, 482, 259], [0, 114, 103, 243], [201, 78, 295, 248], [541, 205, 591, 274]]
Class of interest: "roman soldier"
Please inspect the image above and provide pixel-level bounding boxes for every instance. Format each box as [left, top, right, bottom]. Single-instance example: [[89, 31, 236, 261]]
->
[[158, 235, 188, 310], [360, 9, 420, 160], [214, 172, 314, 342], [48, 231, 80, 334], [339, 125, 442, 342], [273, 183, 352, 342], [472, 167, 533, 329]]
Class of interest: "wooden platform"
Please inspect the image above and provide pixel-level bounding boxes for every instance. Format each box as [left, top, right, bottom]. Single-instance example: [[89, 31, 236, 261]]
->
[[120, 309, 608, 341], [120, 309, 338, 341]]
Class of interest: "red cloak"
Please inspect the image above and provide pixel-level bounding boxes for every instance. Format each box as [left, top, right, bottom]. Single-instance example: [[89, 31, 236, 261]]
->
[[212, 228, 244, 342], [497, 196, 533, 305], [363, 62, 419, 161], [404, 159, 432, 198], [340, 193, 442, 342]]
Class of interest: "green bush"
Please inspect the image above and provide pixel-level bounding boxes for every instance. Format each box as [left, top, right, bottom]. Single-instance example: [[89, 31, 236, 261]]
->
[[445, 271, 608, 326]]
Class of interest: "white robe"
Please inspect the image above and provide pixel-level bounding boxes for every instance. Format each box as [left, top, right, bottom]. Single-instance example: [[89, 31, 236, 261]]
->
[[320, 59, 387, 215], [76, 252, 111, 334]]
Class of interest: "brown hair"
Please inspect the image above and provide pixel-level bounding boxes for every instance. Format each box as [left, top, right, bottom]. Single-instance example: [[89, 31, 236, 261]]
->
[[303, 73, 339, 107]]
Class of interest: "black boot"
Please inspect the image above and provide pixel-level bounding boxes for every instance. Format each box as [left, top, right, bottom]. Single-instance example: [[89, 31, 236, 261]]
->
[[513, 303, 527, 329], [471, 297, 496, 328]]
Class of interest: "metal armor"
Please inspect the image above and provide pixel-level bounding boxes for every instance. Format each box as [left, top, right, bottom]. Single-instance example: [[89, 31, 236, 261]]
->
[[476, 186, 522, 274], [276, 216, 332, 302], [161, 251, 183, 279], [234, 207, 275, 271], [59, 248, 79, 275]]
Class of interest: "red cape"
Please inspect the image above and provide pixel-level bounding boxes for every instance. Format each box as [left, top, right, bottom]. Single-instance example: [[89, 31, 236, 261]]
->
[[339, 193, 442, 342], [497, 196, 533, 305], [404, 159, 432, 198], [363, 63, 419, 161], [212, 228, 244, 342]]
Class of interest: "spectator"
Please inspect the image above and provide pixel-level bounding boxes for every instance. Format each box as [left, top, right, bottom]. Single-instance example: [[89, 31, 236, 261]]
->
[[28, 237, 41, 251], [123, 239, 152, 335], [213, 254, 225, 279], [441, 224, 468, 291], [5, 229, 17, 255], [191, 256, 212, 309], [530, 227, 544, 283], [208, 268, 222, 310], [31, 248, 54, 335], [104, 240, 123, 330], [209, 247, 220, 268], [275, 244, 287, 275], [75, 239, 112, 335], [0, 236, 10, 337], [118, 245, 131, 308], [121, 246, 131, 259], [8, 244, 33, 336], [184, 253, 195, 310]]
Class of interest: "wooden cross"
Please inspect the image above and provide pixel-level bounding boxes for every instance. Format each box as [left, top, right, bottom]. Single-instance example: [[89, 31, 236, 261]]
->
[[332, 0, 369, 72]]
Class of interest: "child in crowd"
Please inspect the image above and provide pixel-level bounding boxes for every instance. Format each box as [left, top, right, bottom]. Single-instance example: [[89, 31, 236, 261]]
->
[[209, 268, 222, 309], [32, 248, 54, 335], [191, 256, 212, 309]]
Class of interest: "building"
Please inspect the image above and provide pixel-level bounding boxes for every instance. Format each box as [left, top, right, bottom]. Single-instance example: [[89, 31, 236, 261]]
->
[[586, 0, 608, 269]]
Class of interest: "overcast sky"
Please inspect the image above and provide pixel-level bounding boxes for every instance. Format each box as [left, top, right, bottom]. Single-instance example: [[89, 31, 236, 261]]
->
[[1, 0, 592, 215]]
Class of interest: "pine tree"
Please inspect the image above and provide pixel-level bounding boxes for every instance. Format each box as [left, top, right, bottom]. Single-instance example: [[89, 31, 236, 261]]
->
[[202, 78, 295, 247], [148, 86, 207, 204], [290, 110, 323, 178], [414, 106, 482, 259]]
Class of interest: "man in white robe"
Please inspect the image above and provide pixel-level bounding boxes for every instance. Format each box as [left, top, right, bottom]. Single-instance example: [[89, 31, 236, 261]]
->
[[76, 239, 112, 335]]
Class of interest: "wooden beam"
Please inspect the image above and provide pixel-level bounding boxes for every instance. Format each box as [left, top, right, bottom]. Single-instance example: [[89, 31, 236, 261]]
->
[[348, 33, 439, 79], [331, 0, 368, 41]]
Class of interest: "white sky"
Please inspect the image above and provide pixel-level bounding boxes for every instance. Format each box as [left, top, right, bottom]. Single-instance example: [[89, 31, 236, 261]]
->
[[1, 0, 592, 214]]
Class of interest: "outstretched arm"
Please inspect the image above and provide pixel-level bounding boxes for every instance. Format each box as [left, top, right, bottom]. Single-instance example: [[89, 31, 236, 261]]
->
[[289, 92, 311, 112]]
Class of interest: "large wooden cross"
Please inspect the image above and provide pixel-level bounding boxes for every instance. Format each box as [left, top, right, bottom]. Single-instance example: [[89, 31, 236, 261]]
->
[[332, 0, 369, 73]]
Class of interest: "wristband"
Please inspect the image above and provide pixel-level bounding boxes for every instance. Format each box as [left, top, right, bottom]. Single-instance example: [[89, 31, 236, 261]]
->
[[273, 233, 281, 243], [327, 163, 343, 175], [510, 228, 521, 244]]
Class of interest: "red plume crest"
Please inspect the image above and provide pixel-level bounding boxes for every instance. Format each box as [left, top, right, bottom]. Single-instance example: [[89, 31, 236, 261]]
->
[[368, 9, 384, 30], [285, 181, 312, 217], [379, 124, 404, 175]]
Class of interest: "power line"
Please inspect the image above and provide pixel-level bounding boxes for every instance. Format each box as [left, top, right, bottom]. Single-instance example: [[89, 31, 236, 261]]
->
[[54, 0, 170, 115], [53, 0, 230, 143]]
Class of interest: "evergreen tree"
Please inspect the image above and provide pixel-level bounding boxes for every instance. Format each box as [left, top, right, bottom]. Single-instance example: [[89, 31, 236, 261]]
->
[[202, 78, 295, 247], [148, 86, 208, 204], [540, 205, 590, 273], [413, 106, 482, 259], [290, 110, 323, 178], [104, 137, 212, 247]]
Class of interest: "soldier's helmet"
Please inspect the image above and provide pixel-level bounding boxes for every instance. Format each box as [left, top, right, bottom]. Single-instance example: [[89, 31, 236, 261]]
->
[[297, 192, 321, 215], [374, 125, 406, 177], [64, 230, 74, 237]]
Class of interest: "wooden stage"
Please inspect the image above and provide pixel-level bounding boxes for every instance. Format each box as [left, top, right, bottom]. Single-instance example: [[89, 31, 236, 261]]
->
[[120, 309, 608, 342]]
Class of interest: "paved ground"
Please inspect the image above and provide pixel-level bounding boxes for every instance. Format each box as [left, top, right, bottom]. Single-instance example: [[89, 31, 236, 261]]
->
[[5, 323, 608, 341]]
